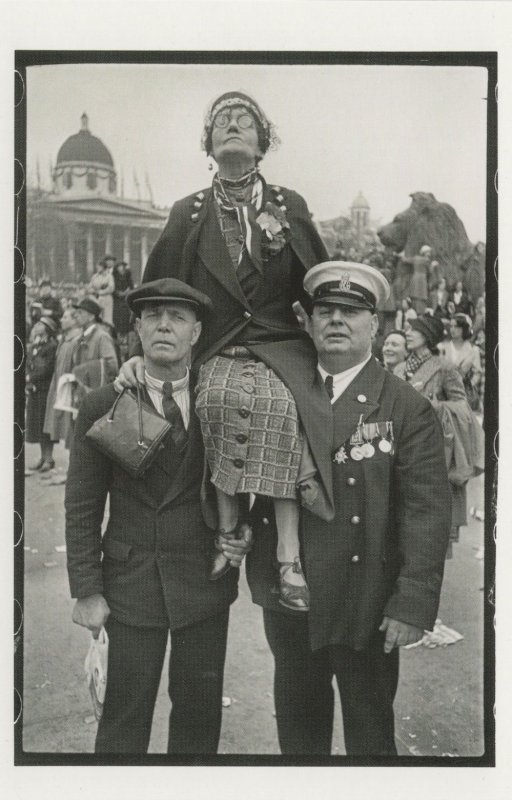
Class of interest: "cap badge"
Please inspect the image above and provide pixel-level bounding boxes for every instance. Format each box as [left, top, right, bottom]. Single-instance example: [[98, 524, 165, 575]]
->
[[339, 273, 351, 292]]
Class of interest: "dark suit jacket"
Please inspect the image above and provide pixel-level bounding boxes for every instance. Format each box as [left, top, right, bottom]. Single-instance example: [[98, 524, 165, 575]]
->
[[247, 356, 451, 651], [65, 381, 238, 630]]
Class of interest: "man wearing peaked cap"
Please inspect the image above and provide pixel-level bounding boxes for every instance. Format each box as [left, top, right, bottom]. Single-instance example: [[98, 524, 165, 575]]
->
[[126, 277, 213, 317], [65, 276, 251, 754], [246, 259, 451, 756]]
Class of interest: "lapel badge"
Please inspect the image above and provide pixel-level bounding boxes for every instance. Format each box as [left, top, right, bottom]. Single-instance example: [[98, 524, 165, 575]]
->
[[195, 191, 205, 201], [339, 272, 351, 292], [191, 212, 199, 221], [276, 194, 284, 203], [193, 200, 202, 209], [272, 186, 281, 193], [280, 205, 287, 212], [333, 445, 348, 464]]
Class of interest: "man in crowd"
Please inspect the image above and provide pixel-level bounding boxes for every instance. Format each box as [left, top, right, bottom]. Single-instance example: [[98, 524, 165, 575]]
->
[[29, 278, 63, 329], [247, 261, 451, 756], [65, 278, 251, 753], [71, 297, 119, 409]]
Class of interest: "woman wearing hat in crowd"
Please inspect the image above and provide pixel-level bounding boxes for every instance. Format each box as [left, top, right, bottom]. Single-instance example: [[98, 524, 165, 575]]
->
[[113, 260, 135, 361], [122, 90, 329, 610], [89, 256, 115, 326], [395, 315, 484, 557], [26, 316, 59, 473], [443, 313, 482, 412], [43, 307, 82, 455]]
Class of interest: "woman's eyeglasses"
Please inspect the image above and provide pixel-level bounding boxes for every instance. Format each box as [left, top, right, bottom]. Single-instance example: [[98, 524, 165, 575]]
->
[[213, 111, 255, 129]]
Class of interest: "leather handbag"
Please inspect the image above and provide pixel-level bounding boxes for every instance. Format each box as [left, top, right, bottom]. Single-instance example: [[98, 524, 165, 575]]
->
[[85, 384, 171, 479]]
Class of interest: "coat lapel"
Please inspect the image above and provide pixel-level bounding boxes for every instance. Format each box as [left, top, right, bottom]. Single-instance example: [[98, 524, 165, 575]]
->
[[407, 356, 442, 394], [331, 358, 384, 448], [197, 194, 250, 309]]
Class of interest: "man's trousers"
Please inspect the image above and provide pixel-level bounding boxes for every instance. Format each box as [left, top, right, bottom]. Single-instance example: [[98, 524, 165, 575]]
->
[[263, 609, 399, 756], [95, 610, 229, 754]]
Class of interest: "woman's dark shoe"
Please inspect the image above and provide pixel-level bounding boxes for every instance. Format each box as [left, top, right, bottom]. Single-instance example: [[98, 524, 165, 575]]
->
[[278, 557, 310, 612], [39, 459, 55, 473], [28, 458, 45, 471]]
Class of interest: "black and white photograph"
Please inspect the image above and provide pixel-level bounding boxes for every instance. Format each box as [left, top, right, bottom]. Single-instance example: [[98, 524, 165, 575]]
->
[[8, 3, 507, 794]]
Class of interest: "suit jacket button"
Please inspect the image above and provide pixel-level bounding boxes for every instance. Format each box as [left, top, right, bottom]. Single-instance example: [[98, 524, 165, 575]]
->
[[233, 458, 244, 468], [350, 515, 361, 525], [351, 554, 360, 563], [347, 477, 356, 486]]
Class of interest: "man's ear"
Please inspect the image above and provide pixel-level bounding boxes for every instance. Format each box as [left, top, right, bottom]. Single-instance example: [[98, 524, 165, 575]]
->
[[370, 313, 379, 340], [191, 320, 202, 347], [134, 317, 141, 337]]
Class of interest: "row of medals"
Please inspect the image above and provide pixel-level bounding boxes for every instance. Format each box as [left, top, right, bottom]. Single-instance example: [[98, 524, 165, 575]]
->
[[349, 420, 394, 461]]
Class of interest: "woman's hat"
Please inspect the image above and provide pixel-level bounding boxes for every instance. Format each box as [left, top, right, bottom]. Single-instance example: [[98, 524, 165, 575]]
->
[[201, 90, 279, 156], [72, 297, 103, 319], [408, 315, 445, 349], [38, 316, 59, 335]]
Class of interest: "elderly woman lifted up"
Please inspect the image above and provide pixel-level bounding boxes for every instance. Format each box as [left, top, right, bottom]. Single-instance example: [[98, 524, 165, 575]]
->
[[119, 91, 330, 610]]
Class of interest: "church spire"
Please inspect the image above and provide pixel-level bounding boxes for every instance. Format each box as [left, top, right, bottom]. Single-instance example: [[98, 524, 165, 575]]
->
[[81, 112, 89, 131]]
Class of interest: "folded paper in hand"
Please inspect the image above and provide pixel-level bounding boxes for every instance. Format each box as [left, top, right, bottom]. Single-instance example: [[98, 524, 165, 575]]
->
[[84, 627, 109, 721]]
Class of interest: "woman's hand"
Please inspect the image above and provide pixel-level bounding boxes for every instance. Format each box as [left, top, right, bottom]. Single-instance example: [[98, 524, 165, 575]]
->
[[113, 356, 145, 392]]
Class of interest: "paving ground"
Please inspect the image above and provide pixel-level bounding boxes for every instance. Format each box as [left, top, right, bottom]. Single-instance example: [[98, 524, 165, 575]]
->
[[19, 443, 487, 757]]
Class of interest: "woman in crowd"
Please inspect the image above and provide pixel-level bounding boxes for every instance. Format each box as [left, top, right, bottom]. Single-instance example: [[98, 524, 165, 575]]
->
[[43, 307, 82, 453], [449, 279, 473, 317], [395, 315, 483, 558], [443, 313, 482, 411], [124, 90, 329, 609], [381, 329, 407, 373], [26, 317, 59, 472], [89, 256, 115, 326], [431, 277, 450, 320], [113, 260, 134, 360]]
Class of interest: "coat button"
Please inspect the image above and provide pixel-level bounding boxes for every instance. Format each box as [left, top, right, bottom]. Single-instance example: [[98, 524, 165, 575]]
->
[[347, 477, 356, 486], [350, 515, 361, 525], [357, 394, 367, 403], [239, 407, 250, 418], [236, 433, 248, 444], [351, 555, 360, 563], [233, 458, 244, 468], [243, 311, 252, 320]]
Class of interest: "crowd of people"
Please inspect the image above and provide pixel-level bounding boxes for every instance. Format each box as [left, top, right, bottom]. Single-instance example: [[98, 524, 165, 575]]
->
[[24, 89, 486, 757]]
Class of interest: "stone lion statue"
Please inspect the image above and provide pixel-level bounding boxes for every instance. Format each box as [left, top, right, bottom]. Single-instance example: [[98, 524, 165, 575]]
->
[[378, 192, 483, 294]]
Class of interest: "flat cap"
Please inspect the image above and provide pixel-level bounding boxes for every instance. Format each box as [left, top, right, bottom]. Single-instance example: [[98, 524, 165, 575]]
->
[[127, 278, 213, 316], [72, 297, 103, 319], [304, 261, 390, 311]]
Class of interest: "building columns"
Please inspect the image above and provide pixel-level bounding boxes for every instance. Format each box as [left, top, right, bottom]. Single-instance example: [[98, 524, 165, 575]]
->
[[86, 225, 94, 277], [105, 226, 113, 256], [123, 228, 131, 263], [67, 228, 76, 281]]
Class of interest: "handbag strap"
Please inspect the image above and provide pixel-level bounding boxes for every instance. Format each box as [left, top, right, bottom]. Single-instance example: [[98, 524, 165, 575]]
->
[[108, 385, 145, 445]]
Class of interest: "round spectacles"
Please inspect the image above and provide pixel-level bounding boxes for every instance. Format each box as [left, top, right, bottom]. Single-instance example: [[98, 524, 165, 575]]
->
[[213, 111, 255, 129]]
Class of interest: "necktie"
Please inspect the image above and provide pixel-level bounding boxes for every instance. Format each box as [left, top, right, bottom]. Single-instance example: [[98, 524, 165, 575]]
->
[[324, 374, 334, 401], [162, 382, 188, 452]]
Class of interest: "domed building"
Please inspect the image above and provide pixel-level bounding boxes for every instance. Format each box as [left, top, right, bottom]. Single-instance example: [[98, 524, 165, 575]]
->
[[28, 114, 168, 283]]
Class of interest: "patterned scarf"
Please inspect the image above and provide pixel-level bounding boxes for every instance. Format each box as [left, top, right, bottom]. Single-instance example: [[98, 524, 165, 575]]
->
[[213, 170, 264, 270], [404, 348, 432, 380]]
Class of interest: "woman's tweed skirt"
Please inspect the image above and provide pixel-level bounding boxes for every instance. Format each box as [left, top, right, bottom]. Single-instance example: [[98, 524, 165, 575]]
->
[[195, 353, 302, 498]]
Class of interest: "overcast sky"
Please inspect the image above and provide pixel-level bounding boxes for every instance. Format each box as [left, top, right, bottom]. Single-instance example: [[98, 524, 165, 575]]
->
[[26, 62, 488, 241]]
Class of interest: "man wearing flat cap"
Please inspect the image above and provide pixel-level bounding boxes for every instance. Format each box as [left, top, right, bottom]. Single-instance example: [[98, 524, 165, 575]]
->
[[70, 297, 119, 412], [247, 261, 451, 756], [65, 279, 250, 753]]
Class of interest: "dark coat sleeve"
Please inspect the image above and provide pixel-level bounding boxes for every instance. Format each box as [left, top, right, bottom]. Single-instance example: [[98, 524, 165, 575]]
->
[[142, 195, 196, 283], [383, 388, 451, 629], [65, 387, 114, 599]]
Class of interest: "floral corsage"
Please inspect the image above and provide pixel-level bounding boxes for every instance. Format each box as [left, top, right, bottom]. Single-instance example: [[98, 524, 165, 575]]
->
[[256, 202, 290, 257]]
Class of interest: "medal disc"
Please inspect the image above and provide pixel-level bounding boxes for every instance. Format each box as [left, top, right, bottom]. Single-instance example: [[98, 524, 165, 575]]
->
[[379, 439, 392, 453], [351, 446, 364, 461], [361, 443, 375, 458]]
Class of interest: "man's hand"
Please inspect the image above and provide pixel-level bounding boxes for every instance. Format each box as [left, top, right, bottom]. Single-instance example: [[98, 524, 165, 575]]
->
[[379, 616, 424, 653], [292, 301, 312, 337], [217, 523, 254, 568], [113, 355, 145, 392], [72, 594, 111, 638]]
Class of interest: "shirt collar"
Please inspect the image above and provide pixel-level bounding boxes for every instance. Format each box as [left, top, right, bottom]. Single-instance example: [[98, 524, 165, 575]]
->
[[317, 352, 372, 383], [82, 323, 96, 338], [145, 367, 189, 394]]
